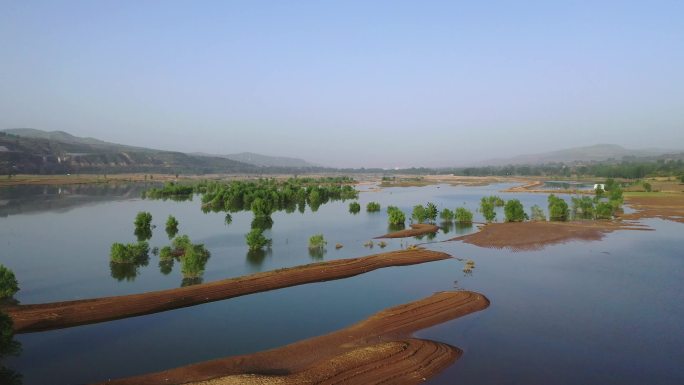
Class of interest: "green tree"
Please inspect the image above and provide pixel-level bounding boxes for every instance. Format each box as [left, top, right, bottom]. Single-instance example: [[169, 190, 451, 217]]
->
[[439, 208, 454, 221], [504, 199, 527, 222], [110, 241, 150, 263], [479, 198, 496, 222], [595, 202, 614, 219], [349, 202, 361, 214], [571, 196, 595, 219], [387, 206, 406, 225], [165, 215, 179, 238], [529, 205, 546, 221], [454, 207, 473, 223], [0, 265, 19, 299], [412, 205, 427, 223], [366, 202, 381, 212], [308, 234, 327, 250], [246, 228, 271, 251], [642, 181, 652, 192], [425, 202, 438, 223], [548, 194, 569, 221], [134, 211, 153, 241]]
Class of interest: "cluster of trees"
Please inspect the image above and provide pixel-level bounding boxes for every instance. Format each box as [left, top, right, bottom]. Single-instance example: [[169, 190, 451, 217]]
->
[[110, 241, 150, 264], [144, 177, 358, 251], [158, 235, 211, 285]]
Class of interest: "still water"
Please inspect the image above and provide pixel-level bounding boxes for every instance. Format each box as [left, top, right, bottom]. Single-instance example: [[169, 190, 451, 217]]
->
[[0, 183, 682, 384]]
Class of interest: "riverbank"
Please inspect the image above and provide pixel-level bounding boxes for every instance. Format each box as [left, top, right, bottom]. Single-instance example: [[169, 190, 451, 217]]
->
[[4, 249, 451, 333], [96, 291, 489, 385]]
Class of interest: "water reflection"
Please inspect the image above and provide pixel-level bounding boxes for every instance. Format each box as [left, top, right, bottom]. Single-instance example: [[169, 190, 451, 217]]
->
[[0, 312, 22, 385], [387, 223, 406, 232], [250, 215, 273, 230], [109, 257, 149, 282], [158, 259, 174, 275], [308, 247, 326, 260], [0, 183, 151, 217], [440, 221, 453, 235], [246, 248, 272, 267], [453, 223, 474, 235]]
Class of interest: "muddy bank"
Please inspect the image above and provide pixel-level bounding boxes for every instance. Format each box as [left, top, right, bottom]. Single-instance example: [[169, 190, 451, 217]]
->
[[375, 223, 439, 239], [621, 194, 684, 224], [4, 249, 451, 333], [451, 221, 650, 251], [97, 291, 489, 385]]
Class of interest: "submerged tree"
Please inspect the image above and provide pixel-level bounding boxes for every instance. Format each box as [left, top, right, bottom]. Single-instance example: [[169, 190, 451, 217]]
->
[[548, 194, 569, 221], [308, 234, 327, 250], [454, 207, 473, 224], [110, 241, 150, 264], [246, 228, 272, 251], [134, 211, 153, 241], [0, 265, 19, 299], [412, 205, 427, 223], [425, 202, 438, 223], [349, 201, 361, 214], [504, 199, 527, 222], [387, 206, 406, 226], [479, 198, 496, 222], [165, 215, 179, 239], [439, 208, 454, 222], [529, 205, 546, 221], [366, 202, 381, 212]]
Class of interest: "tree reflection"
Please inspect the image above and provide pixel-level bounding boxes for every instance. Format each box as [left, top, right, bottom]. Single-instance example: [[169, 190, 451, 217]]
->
[[0, 311, 22, 385], [308, 247, 326, 260], [246, 248, 271, 268]]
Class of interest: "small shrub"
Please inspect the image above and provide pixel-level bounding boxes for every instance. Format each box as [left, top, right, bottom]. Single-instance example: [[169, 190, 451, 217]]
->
[[412, 205, 427, 223], [529, 205, 546, 221], [366, 202, 381, 212], [642, 182, 652, 192], [110, 241, 150, 263], [165, 215, 179, 238], [0, 265, 19, 299], [349, 202, 361, 214], [454, 207, 473, 223], [548, 194, 569, 221], [479, 198, 496, 222], [246, 228, 271, 251], [387, 206, 406, 225], [425, 202, 438, 223], [440, 208, 454, 221], [308, 234, 327, 250]]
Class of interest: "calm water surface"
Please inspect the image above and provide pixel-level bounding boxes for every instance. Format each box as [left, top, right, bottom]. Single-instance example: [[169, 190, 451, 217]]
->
[[0, 183, 682, 385]]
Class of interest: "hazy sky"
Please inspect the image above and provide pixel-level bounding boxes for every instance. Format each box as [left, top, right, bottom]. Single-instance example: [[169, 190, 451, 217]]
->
[[1, 1, 683, 168]]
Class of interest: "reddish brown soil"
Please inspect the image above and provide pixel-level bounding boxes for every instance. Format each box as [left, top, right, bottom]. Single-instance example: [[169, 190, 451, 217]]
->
[[451, 221, 651, 251], [621, 194, 684, 224], [4, 249, 451, 333], [375, 223, 439, 239], [96, 291, 489, 385]]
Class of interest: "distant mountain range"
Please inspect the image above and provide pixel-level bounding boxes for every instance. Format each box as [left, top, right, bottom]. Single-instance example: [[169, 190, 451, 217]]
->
[[193, 151, 319, 168], [480, 144, 679, 166], [0, 128, 322, 174]]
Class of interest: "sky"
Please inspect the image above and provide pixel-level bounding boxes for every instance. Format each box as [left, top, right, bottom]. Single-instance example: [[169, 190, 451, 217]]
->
[[1, 1, 683, 168]]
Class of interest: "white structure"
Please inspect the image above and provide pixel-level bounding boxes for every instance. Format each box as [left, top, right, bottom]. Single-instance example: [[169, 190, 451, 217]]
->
[[593, 184, 605, 190]]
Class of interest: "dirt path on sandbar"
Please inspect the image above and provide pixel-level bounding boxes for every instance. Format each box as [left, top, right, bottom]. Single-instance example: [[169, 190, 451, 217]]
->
[[450, 221, 651, 251], [375, 223, 439, 239], [96, 291, 489, 385], [3, 249, 451, 333]]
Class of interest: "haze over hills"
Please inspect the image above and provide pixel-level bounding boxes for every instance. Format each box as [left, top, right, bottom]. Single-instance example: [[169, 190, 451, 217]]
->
[[194, 152, 319, 168], [479, 144, 679, 166]]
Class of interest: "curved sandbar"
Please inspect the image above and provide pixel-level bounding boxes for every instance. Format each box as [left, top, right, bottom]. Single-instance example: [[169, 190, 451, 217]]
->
[[451, 221, 650, 251], [4, 249, 451, 333], [621, 194, 684, 224], [97, 291, 489, 385], [375, 223, 439, 239]]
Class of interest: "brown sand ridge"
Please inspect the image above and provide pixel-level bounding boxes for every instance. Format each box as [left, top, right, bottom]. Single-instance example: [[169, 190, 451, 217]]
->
[[4, 249, 451, 333], [96, 291, 489, 385], [621, 194, 684, 224], [375, 223, 439, 239], [451, 220, 651, 251]]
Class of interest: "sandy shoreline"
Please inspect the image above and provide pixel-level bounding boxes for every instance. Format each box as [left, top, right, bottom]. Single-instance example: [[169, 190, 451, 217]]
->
[[96, 291, 489, 385], [375, 223, 440, 239], [4, 249, 451, 333]]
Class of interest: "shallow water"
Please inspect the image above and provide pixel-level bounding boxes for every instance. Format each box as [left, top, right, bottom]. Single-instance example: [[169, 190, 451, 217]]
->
[[1, 183, 682, 385]]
